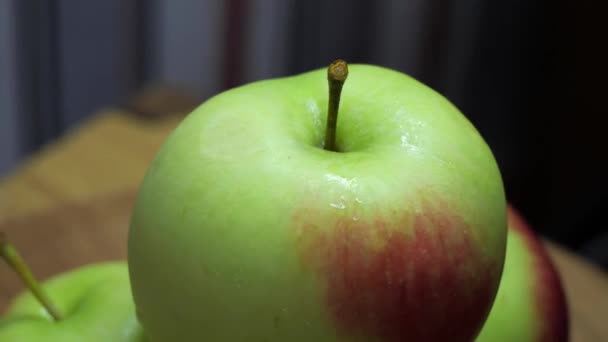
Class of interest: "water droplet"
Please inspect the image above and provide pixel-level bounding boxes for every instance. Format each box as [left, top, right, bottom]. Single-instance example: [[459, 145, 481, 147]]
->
[[330, 202, 346, 209]]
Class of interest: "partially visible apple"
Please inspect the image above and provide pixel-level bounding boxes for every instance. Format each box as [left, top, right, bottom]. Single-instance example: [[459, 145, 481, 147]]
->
[[1, 262, 145, 342], [128, 60, 507, 341], [476, 205, 569, 341], [1, 233, 145, 342]]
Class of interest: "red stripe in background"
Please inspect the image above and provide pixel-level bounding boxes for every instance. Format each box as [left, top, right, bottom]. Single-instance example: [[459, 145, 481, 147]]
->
[[223, 0, 247, 90]]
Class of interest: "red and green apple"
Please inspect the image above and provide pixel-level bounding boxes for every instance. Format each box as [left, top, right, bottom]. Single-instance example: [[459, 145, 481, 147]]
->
[[128, 61, 508, 341], [476, 205, 569, 341]]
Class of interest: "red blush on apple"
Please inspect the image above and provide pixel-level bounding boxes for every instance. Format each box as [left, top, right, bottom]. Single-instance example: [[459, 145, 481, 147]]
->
[[294, 194, 501, 342]]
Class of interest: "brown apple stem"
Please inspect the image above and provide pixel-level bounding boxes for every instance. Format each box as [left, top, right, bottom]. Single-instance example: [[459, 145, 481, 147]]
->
[[0, 232, 63, 321], [324, 59, 349, 151]]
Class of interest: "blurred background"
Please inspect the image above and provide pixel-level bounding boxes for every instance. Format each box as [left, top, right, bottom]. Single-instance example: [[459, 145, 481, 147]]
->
[[0, 0, 605, 269]]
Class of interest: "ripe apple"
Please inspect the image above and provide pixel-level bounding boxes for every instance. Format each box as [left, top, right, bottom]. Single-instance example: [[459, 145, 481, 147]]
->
[[1, 234, 145, 341], [476, 205, 569, 341], [128, 61, 507, 341]]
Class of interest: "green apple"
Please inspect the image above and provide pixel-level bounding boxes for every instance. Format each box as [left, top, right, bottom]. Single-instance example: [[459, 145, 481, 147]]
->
[[128, 61, 507, 341], [1, 234, 145, 342], [0, 262, 145, 342], [476, 205, 569, 341]]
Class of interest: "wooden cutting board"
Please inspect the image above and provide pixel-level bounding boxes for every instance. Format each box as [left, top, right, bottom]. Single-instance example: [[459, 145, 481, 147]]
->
[[1, 190, 607, 341]]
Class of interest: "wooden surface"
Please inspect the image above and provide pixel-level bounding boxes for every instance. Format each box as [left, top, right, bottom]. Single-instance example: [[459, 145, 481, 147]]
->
[[0, 103, 607, 341]]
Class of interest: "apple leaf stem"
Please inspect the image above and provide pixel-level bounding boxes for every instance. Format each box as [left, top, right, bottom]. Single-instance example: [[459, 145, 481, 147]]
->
[[0, 232, 63, 321], [324, 59, 349, 151]]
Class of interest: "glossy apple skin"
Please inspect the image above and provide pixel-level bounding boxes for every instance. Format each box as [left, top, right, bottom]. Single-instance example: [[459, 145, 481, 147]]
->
[[476, 206, 569, 341], [128, 64, 507, 341], [0, 262, 145, 342]]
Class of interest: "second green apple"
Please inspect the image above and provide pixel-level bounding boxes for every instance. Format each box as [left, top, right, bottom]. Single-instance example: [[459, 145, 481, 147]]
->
[[476, 206, 569, 341], [0, 262, 144, 342]]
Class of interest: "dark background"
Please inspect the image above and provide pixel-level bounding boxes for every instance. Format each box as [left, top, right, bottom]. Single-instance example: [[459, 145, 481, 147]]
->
[[0, 0, 606, 269]]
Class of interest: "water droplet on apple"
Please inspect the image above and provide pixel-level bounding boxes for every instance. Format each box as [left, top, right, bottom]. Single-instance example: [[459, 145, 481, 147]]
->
[[306, 98, 321, 128], [330, 202, 346, 209]]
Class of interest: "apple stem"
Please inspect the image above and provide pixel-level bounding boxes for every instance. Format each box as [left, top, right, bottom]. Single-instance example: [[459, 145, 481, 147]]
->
[[0, 232, 63, 321], [324, 59, 349, 151]]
